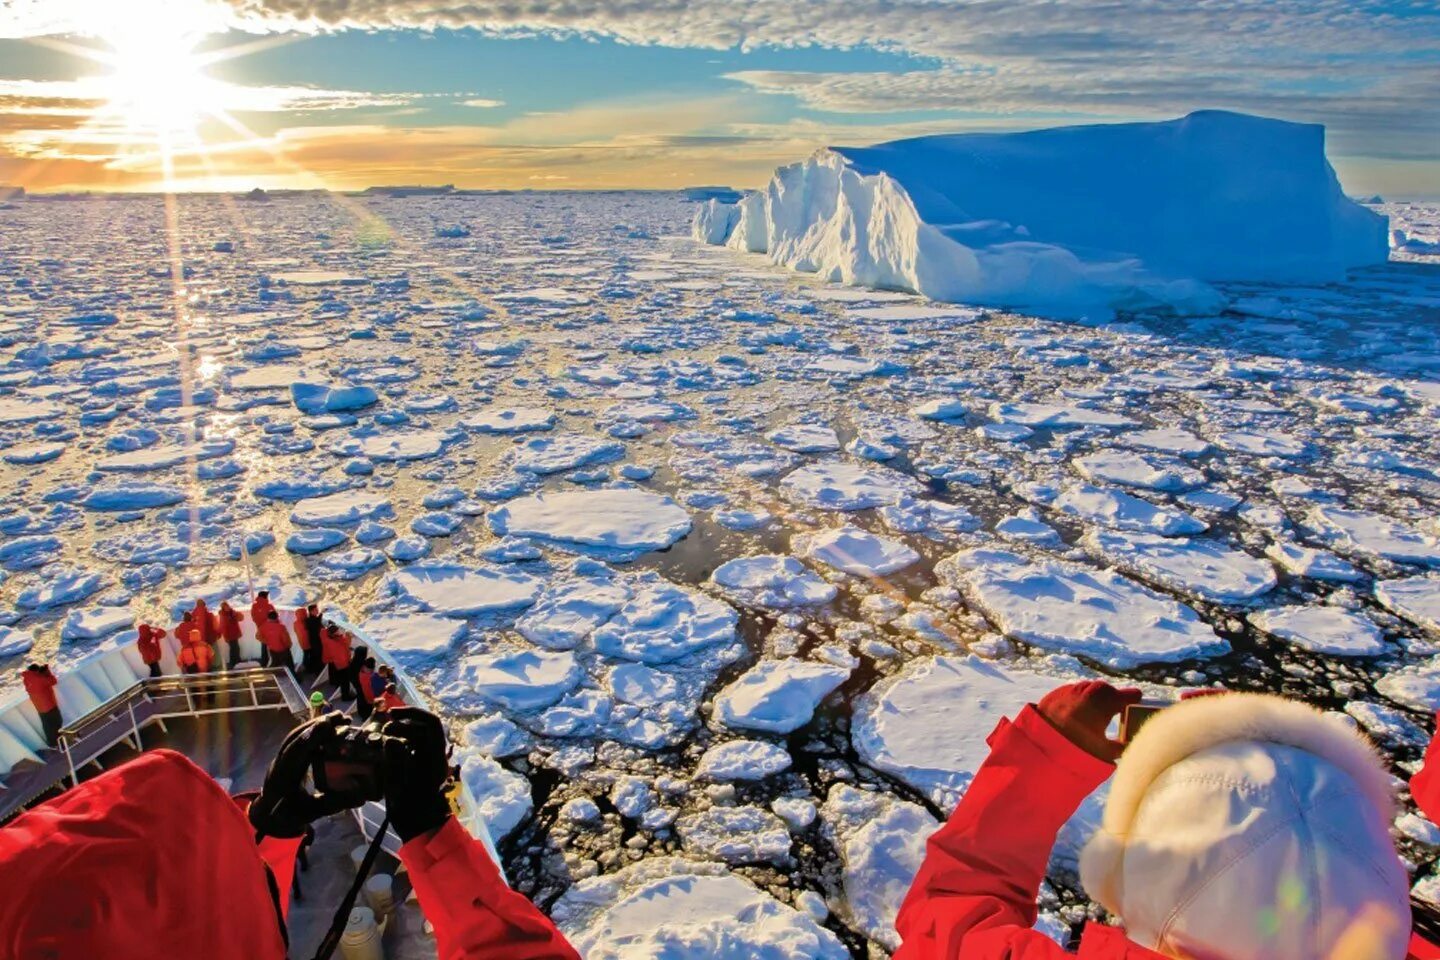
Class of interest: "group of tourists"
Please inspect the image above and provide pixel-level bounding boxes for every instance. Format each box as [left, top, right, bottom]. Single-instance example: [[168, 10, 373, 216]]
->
[[137, 591, 407, 713], [16, 592, 408, 752]]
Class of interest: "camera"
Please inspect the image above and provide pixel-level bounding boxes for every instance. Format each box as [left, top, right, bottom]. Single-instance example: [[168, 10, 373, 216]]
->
[[313, 717, 410, 801], [1120, 700, 1169, 743]]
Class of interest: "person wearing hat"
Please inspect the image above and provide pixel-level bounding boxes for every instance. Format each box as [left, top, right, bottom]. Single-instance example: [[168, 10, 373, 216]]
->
[[895, 681, 1422, 959], [307, 691, 329, 720]]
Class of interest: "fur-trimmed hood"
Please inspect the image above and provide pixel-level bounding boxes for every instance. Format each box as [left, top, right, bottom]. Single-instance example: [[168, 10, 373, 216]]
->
[[1080, 692, 1410, 960]]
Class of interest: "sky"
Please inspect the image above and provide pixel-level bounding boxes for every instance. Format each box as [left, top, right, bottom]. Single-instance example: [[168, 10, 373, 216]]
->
[[0, 0, 1436, 196]]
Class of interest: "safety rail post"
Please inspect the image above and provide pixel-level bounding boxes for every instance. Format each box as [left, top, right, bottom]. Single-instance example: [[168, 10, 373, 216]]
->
[[63, 736, 78, 789], [127, 700, 141, 752]]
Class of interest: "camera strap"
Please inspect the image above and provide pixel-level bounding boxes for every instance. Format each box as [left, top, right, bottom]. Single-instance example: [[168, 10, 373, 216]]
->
[[312, 813, 391, 960]]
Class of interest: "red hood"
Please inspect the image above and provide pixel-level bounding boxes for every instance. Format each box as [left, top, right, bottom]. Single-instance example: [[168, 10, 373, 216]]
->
[[0, 750, 287, 960]]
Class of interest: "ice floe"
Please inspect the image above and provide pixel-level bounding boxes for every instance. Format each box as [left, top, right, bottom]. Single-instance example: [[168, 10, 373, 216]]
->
[[939, 549, 1227, 668], [712, 659, 851, 733], [489, 489, 691, 558]]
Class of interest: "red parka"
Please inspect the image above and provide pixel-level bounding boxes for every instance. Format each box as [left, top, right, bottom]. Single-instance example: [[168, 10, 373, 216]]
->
[[193, 600, 219, 645], [292, 609, 311, 649], [22, 667, 58, 713], [257, 619, 292, 654], [0, 750, 579, 960], [218, 604, 244, 643], [136, 625, 164, 665], [322, 627, 353, 669], [897, 703, 1439, 959], [178, 643, 215, 673], [250, 595, 275, 629]]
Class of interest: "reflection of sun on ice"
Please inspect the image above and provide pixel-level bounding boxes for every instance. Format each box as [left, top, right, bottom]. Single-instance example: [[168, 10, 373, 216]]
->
[[97, 22, 218, 135]]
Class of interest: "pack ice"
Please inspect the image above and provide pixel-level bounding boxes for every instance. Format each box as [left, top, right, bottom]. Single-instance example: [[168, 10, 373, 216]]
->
[[696, 111, 1386, 318]]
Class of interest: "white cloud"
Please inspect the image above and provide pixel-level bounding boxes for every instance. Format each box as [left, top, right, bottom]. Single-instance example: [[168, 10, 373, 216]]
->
[[461, 98, 505, 108], [3, 0, 1435, 161]]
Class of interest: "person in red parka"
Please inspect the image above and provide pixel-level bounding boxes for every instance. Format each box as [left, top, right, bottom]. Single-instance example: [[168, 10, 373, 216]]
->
[[218, 601, 245, 670], [178, 641, 215, 675], [193, 598, 219, 649], [896, 681, 1420, 960], [251, 591, 275, 666], [22, 663, 61, 747], [174, 610, 196, 648], [321, 622, 356, 700], [136, 624, 166, 678], [0, 709, 581, 960], [257, 610, 295, 677]]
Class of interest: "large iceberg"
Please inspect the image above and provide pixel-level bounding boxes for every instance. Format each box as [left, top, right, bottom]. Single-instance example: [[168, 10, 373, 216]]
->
[[696, 111, 1387, 319]]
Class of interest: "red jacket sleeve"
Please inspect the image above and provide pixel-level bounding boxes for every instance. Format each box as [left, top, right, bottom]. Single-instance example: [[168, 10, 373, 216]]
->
[[398, 817, 580, 960], [1413, 713, 1440, 823], [893, 704, 1114, 960]]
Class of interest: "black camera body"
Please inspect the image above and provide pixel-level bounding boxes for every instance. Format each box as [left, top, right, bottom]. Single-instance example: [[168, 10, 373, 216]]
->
[[313, 718, 406, 801]]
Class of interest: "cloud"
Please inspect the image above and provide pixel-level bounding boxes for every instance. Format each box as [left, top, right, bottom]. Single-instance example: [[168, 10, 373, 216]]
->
[[460, 98, 504, 108], [3, 0, 1435, 181], [0, 76, 418, 114], [191, 0, 1435, 164]]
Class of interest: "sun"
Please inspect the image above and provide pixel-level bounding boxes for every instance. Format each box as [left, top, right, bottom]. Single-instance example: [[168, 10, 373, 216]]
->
[[94, 23, 221, 136]]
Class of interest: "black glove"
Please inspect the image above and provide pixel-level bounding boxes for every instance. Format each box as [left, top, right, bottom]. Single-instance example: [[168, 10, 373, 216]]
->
[[249, 714, 364, 838], [381, 707, 454, 843]]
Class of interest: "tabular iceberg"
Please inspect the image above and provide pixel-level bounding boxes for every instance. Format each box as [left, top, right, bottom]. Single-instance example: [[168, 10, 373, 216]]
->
[[695, 111, 1387, 319]]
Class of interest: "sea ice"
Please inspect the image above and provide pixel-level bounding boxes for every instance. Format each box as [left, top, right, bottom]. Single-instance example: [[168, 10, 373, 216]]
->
[[1249, 606, 1385, 656], [385, 563, 542, 617], [780, 460, 920, 511], [711, 659, 851, 734], [766, 423, 841, 453], [289, 381, 378, 415], [81, 484, 186, 511], [516, 578, 630, 649], [1081, 529, 1277, 603], [1053, 483, 1207, 536], [290, 491, 393, 527], [1072, 450, 1205, 492], [554, 858, 847, 959], [1376, 578, 1440, 635], [361, 612, 467, 661], [462, 407, 557, 433], [458, 649, 583, 711], [821, 785, 938, 951], [796, 526, 920, 577], [591, 581, 737, 664], [455, 751, 533, 842], [695, 740, 792, 781], [1307, 507, 1440, 566], [1264, 540, 1363, 582], [676, 806, 792, 865], [711, 555, 837, 607], [1377, 660, 1440, 712], [489, 489, 692, 556], [939, 549, 1227, 668], [854, 655, 1069, 810], [511, 435, 625, 474]]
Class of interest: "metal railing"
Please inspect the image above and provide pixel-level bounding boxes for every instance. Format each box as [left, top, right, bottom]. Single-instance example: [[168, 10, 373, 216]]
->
[[1, 668, 308, 822]]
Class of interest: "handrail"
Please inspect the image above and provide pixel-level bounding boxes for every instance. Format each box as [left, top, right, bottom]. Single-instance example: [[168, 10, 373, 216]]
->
[[2, 668, 307, 823]]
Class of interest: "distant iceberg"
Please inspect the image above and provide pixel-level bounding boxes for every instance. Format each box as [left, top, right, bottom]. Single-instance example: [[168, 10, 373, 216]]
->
[[695, 111, 1388, 319]]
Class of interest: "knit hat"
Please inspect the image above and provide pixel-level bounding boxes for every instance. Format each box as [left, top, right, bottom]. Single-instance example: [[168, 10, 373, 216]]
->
[[1079, 693, 1410, 960]]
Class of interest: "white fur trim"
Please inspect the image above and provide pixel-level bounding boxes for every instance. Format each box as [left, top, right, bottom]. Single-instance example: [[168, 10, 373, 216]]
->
[[1081, 692, 1396, 916]]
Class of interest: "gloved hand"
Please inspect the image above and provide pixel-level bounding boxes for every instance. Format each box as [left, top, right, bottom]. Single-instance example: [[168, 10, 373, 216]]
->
[[1036, 680, 1142, 762], [249, 714, 362, 838], [380, 707, 454, 843]]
